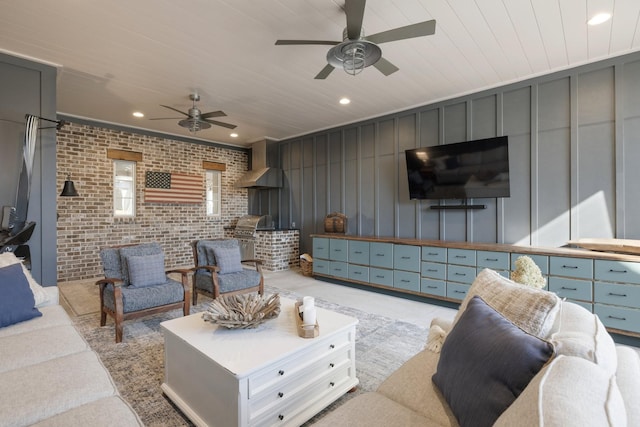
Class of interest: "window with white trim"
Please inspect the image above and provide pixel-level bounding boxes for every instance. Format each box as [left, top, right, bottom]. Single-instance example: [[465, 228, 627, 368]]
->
[[205, 170, 221, 217], [113, 160, 136, 217]]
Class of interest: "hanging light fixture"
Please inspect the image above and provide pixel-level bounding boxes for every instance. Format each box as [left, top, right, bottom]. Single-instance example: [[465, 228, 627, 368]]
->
[[60, 175, 79, 197]]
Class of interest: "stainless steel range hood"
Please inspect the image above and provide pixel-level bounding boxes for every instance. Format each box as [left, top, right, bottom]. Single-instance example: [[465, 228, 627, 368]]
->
[[235, 140, 283, 189]]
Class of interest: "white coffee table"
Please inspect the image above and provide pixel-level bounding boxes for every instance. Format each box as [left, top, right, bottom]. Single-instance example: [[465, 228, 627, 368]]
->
[[160, 297, 358, 427]]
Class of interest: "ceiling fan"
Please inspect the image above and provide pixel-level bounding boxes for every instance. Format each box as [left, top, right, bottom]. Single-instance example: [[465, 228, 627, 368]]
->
[[275, 0, 436, 79], [150, 93, 237, 132]]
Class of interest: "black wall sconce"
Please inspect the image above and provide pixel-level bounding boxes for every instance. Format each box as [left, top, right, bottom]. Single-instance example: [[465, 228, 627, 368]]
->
[[60, 175, 79, 197]]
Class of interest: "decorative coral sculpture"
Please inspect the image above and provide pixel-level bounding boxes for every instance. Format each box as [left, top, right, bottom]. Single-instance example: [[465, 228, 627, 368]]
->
[[511, 255, 546, 289]]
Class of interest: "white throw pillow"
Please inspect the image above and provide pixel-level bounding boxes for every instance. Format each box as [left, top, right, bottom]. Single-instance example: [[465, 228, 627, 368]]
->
[[550, 301, 618, 377], [454, 268, 561, 339], [0, 252, 49, 307]]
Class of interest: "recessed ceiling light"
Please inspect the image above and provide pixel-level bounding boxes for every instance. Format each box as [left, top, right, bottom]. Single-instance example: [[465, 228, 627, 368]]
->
[[339, 97, 351, 105], [132, 111, 144, 118], [588, 12, 611, 26], [230, 133, 238, 138]]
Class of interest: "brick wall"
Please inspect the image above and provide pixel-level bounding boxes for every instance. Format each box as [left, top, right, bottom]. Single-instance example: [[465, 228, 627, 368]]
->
[[56, 122, 249, 281]]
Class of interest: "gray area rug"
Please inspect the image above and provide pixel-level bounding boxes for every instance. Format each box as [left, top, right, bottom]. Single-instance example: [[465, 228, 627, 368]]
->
[[71, 286, 430, 426]]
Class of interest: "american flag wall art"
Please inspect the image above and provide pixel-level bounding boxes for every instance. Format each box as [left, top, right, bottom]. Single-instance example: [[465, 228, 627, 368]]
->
[[144, 172, 203, 204]]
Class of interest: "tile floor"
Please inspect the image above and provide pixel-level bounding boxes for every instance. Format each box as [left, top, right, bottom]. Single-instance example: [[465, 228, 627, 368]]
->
[[264, 268, 458, 327]]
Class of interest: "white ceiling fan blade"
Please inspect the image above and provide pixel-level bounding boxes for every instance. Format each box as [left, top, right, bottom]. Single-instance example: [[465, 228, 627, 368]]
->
[[373, 57, 399, 76]]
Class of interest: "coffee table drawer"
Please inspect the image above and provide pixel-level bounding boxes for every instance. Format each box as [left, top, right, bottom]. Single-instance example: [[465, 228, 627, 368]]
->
[[248, 330, 351, 398], [250, 364, 352, 427], [249, 347, 351, 417]]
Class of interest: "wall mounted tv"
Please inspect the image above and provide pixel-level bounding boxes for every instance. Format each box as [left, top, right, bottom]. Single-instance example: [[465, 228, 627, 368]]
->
[[405, 136, 510, 201]]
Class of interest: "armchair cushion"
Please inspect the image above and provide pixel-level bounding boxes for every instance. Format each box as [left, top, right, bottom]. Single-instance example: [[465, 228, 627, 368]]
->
[[102, 279, 185, 313], [125, 253, 166, 287], [0, 263, 42, 327], [195, 239, 240, 267], [194, 269, 262, 294], [212, 246, 243, 274]]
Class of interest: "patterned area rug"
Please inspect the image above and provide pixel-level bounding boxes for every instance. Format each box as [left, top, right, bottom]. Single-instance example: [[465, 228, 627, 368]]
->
[[71, 286, 431, 427]]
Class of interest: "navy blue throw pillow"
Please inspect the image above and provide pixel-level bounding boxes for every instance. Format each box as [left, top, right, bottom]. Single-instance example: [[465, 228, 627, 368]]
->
[[0, 263, 42, 327], [432, 296, 554, 427]]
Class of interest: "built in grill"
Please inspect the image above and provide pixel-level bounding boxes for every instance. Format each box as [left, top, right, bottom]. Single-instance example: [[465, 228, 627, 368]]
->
[[234, 215, 273, 260]]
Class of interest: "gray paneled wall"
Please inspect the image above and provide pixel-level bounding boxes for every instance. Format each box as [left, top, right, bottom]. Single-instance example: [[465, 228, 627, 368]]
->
[[275, 51, 640, 256]]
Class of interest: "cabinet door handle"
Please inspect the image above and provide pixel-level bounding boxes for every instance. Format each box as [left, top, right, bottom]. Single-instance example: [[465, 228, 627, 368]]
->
[[278, 414, 284, 420], [334, 249, 342, 252], [375, 275, 385, 278], [334, 268, 342, 271], [562, 265, 579, 269], [278, 392, 284, 398], [427, 268, 438, 272], [608, 269, 628, 273], [329, 344, 335, 349], [401, 279, 410, 283], [427, 252, 438, 256], [485, 258, 498, 262], [455, 255, 467, 259], [426, 285, 438, 289], [278, 370, 285, 376], [608, 292, 628, 297], [401, 256, 410, 259], [353, 271, 362, 275], [454, 272, 466, 276], [560, 286, 577, 291], [330, 382, 335, 387], [375, 253, 385, 256], [329, 363, 335, 368], [454, 290, 466, 294], [354, 251, 363, 254], [608, 315, 626, 321]]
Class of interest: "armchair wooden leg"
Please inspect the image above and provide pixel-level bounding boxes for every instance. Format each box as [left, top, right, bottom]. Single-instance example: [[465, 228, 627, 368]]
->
[[192, 276, 198, 306], [114, 286, 125, 343], [181, 274, 191, 316], [100, 310, 107, 327]]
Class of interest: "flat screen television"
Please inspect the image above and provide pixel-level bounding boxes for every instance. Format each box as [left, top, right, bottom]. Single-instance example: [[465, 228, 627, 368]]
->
[[405, 136, 510, 200]]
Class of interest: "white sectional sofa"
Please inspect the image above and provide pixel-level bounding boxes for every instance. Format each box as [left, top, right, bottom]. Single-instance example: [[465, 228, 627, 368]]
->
[[314, 268, 640, 427], [0, 254, 142, 427]]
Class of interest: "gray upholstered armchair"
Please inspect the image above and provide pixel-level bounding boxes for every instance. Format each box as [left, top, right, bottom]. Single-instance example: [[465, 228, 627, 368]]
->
[[191, 239, 264, 305], [97, 242, 191, 343]]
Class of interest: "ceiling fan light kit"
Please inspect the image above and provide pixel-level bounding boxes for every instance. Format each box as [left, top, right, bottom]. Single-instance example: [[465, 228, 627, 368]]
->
[[275, 0, 435, 79]]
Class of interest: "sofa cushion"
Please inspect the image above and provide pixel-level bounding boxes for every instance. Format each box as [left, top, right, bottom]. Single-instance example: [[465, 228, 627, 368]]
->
[[0, 252, 49, 307], [311, 392, 436, 427], [377, 344, 458, 426], [0, 263, 42, 328], [30, 396, 143, 427], [125, 252, 166, 287], [550, 301, 617, 376], [0, 305, 71, 339], [433, 296, 555, 427], [0, 350, 118, 426], [494, 355, 627, 427], [615, 346, 640, 426], [0, 324, 89, 374], [212, 246, 243, 274], [454, 268, 560, 338]]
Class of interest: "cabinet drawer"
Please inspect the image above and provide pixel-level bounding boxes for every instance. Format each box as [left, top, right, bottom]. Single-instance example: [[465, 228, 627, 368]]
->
[[329, 239, 348, 261], [421, 279, 446, 297], [549, 256, 593, 279], [348, 241, 370, 265], [422, 246, 446, 263], [249, 347, 351, 416], [312, 259, 329, 275], [447, 282, 470, 301], [313, 237, 329, 259], [249, 331, 352, 397], [394, 271, 420, 292], [511, 253, 549, 275], [548, 277, 592, 301], [594, 260, 640, 285], [447, 248, 476, 266], [369, 267, 393, 287], [329, 261, 348, 279], [476, 250, 510, 270], [594, 304, 640, 334], [369, 243, 394, 269], [421, 261, 446, 280], [394, 245, 421, 272], [594, 282, 640, 309], [348, 265, 369, 282], [447, 264, 476, 284]]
